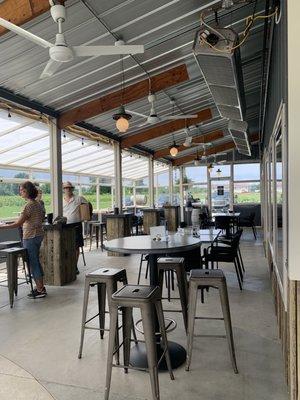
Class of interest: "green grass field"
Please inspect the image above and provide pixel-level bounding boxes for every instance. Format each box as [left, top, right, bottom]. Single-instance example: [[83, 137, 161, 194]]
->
[[0, 194, 113, 219], [0, 191, 261, 219]]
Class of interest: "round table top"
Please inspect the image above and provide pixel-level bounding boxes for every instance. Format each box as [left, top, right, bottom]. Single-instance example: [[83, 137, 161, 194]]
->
[[103, 234, 201, 255]]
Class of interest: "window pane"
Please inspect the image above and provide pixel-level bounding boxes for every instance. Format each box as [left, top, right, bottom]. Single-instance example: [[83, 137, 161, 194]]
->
[[184, 166, 207, 183], [211, 180, 230, 211], [183, 184, 208, 204], [210, 164, 230, 178], [136, 187, 149, 206], [123, 186, 134, 207], [275, 135, 283, 280], [81, 185, 97, 209], [234, 163, 260, 181], [234, 182, 260, 203], [0, 183, 26, 219], [100, 186, 112, 210]]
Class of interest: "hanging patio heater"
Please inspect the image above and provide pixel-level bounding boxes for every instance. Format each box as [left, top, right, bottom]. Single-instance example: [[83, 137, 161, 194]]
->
[[193, 26, 251, 156]]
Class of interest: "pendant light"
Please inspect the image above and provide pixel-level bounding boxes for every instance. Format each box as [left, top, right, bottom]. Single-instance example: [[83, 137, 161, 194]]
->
[[113, 55, 132, 133], [194, 150, 201, 166], [208, 163, 213, 173], [216, 167, 222, 177], [169, 134, 179, 157]]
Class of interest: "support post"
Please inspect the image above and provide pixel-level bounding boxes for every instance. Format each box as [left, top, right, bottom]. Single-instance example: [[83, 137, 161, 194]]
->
[[96, 177, 100, 211], [49, 118, 63, 219], [149, 156, 155, 208], [229, 162, 234, 210], [169, 165, 173, 204], [114, 142, 122, 212], [179, 166, 184, 222], [207, 167, 212, 210]]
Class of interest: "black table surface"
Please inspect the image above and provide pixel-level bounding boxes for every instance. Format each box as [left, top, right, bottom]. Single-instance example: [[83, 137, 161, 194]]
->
[[103, 234, 201, 255]]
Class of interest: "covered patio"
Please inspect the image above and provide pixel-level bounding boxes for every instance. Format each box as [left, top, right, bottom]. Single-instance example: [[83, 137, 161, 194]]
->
[[0, 1, 298, 400]]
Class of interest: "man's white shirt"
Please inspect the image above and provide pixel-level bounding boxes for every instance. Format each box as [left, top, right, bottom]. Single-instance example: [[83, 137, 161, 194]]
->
[[63, 195, 87, 223]]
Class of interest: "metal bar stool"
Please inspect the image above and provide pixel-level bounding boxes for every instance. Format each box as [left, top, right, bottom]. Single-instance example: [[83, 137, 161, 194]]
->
[[0, 247, 33, 308], [186, 269, 238, 374], [78, 267, 129, 362], [157, 257, 188, 332], [105, 285, 174, 400], [137, 254, 149, 284]]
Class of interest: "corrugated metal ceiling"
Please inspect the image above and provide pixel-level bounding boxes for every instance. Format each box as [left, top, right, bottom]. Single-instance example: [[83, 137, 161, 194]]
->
[[0, 0, 266, 165]]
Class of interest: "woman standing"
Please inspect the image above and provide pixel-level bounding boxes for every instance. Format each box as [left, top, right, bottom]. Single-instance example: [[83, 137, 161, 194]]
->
[[0, 181, 46, 298]]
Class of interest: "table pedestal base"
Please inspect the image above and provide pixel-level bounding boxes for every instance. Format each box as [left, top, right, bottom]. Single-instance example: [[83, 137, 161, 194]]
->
[[130, 341, 186, 370]]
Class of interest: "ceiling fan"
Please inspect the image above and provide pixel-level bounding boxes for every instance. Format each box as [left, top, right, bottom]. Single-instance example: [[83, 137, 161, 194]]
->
[[0, 2, 144, 79], [126, 94, 198, 127]]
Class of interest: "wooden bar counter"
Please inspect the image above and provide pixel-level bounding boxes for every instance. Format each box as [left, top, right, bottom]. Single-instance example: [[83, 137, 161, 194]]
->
[[142, 208, 160, 234], [164, 205, 180, 232], [106, 214, 132, 256], [40, 223, 77, 286]]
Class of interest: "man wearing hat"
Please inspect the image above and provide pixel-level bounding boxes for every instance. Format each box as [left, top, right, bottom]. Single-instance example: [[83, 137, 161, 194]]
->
[[63, 181, 88, 272]]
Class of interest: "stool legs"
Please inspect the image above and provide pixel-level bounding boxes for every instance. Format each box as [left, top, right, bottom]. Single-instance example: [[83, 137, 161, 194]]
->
[[175, 268, 188, 332], [104, 303, 119, 400], [122, 306, 132, 373], [97, 283, 106, 339], [155, 301, 174, 381], [219, 282, 238, 374], [106, 280, 120, 365], [186, 281, 198, 371], [141, 304, 160, 400], [78, 278, 91, 359]]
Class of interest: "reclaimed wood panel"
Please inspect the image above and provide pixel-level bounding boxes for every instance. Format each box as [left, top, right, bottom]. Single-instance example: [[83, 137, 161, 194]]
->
[[143, 209, 160, 234], [164, 206, 180, 232], [106, 215, 132, 256], [40, 225, 76, 286]]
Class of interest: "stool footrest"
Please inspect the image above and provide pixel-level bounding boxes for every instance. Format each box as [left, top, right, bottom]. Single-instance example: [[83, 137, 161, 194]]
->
[[193, 334, 227, 339], [112, 363, 148, 373], [194, 316, 224, 320], [85, 326, 109, 332]]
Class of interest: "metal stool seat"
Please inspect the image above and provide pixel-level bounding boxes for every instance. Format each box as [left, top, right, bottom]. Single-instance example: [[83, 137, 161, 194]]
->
[[186, 269, 238, 374], [157, 257, 188, 332], [78, 267, 128, 362], [105, 285, 174, 400], [0, 247, 33, 308], [0, 241, 22, 249]]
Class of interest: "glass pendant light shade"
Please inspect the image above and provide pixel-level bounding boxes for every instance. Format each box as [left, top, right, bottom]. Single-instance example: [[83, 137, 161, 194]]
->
[[116, 116, 129, 132], [216, 168, 222, 177], [113, 105, 132, 133], [170, 145, 179, 157]]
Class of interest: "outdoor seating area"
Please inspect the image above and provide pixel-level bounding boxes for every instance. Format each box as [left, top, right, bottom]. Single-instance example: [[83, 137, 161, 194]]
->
[[0, 1, 298, 400]]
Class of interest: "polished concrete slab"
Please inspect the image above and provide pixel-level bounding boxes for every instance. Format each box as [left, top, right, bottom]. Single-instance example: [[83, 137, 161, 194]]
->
[[0, 229, 288, 399]]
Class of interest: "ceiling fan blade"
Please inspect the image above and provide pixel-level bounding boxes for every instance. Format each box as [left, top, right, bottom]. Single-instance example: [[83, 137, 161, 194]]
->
[[0, 17, 53, 49], [40, 59, 63, 79], [73, 44, 144, 57], [162, 114, 198, 120], [125, 109, 148, 119]]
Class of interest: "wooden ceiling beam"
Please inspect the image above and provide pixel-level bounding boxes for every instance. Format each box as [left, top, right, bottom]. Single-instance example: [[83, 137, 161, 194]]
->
[[58, 64, 190, 129], [121, 108, 212, 149], [172, 133, 259, 166], [153, 129, 224, 159], [0, 1, 66, 36]]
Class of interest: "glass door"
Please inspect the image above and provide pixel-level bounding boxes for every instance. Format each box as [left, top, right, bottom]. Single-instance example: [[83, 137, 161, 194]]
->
[[210, 179, 231, 212]]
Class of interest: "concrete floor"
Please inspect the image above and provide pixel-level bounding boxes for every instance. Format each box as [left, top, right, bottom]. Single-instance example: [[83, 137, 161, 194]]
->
[[0, 229, 288, 400]]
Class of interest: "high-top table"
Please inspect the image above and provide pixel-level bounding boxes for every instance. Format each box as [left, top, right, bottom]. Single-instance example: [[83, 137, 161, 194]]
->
[[104, 234, 202, 370]]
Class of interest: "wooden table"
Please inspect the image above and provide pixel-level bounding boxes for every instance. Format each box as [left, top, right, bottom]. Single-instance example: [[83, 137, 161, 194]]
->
[[104, 234, 201, 370]]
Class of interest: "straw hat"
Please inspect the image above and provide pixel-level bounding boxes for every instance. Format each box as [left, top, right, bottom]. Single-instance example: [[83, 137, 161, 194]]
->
[[63, 181, 74, 189]]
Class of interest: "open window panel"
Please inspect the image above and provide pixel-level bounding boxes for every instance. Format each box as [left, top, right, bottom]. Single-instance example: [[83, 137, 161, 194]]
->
[[265, 102, 288, 308]]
